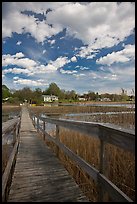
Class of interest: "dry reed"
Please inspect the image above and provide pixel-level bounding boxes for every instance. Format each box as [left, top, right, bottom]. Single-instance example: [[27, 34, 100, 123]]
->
[[32, 105, 135, 201]]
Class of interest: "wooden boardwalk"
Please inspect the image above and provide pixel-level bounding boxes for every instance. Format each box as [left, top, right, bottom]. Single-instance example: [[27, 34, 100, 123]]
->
[[8, 107, 88, 202]]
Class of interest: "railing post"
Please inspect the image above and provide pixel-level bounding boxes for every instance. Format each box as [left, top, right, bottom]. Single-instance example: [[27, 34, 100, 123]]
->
[[55, 125, 60, 157], [37, 117, 39, 132], [43, 121, 45, 140], [98, 128, 106, 202], [12, 125, 16, 146], [33, 115, 35, 126]]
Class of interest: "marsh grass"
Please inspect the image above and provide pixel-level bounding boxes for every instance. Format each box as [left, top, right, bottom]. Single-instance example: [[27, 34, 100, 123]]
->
[[29, 104, 134, 115], [2, 106, 21, 122], [29, 105, 135, 201], [43, 128, 135, 201]]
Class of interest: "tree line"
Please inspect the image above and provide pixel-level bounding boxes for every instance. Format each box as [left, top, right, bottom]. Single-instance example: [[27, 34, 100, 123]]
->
[[2, 83, 135, 105]]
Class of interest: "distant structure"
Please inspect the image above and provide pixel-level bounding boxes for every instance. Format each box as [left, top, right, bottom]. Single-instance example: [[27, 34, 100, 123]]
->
[[42, 95, 58, 102]]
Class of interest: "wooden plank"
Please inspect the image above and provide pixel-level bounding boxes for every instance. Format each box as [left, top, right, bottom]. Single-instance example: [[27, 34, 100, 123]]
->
[[8, 107, 89, 202], [42, 130, 99, 181], [39, 121, 134, 202]]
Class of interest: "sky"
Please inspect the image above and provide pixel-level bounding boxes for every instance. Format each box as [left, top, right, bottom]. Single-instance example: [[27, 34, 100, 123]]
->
[[2, 2, 135, 95]]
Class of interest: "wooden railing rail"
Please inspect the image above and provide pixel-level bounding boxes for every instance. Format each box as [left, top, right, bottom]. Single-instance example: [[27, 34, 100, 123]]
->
[[2, 116, 21, 202], [30, 113, 134, 202]]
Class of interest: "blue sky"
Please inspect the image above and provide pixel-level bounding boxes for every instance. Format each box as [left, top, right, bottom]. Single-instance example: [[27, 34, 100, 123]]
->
[[2, 2, 135, 95]]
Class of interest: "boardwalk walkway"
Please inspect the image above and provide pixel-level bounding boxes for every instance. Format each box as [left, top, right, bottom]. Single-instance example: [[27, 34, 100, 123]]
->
[[8, 107, 88, 202]]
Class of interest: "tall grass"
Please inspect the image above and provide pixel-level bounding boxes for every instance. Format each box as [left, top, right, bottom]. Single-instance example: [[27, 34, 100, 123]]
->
[[42, 128, 135, 201], [29, 104, 134, 115], [30, 105, 135, 201], [29, 105, 135, 200]]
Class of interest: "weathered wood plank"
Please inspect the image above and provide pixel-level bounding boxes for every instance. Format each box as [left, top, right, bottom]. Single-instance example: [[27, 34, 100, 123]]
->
[[35, 114, 134, 202], [7, 107, 88, 202]]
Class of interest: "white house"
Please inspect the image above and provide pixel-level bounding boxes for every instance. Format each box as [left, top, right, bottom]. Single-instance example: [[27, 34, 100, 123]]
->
[[42, 95, 58, 102]]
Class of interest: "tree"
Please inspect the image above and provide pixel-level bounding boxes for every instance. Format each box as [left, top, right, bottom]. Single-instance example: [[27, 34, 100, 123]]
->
[[33, 88, 43, 104], [121, 88, 129, 101], [2, 85, 11, 99], [13, 87, 33, 102], [44, 83, 62, 98]]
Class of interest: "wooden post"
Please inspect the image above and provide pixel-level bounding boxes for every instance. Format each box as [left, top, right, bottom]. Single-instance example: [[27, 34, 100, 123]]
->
[[37, 117, 39, 132], [43, 121, 45, 140], [98, 132, 106, 202], [55, 125, 60, 157], [12, 125, 16, 146], [33, 116, 36, 127], [99, 139, 105, 173]]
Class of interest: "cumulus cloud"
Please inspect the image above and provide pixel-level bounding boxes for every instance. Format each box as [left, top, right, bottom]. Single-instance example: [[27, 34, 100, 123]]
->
[[42, 50, 46, 54], [16, 41, 22, 45], [76, 45, 98, 59], [48, 39, 55, 45], [2, 52, 70, 76], [71, 56, 77, 62], [2, 6, 62, 42], [96, 44, 135, 65], [2, 2, 135, 47], [13, 77, 48, 86], [2, 53, 37, 68], [47, 2, 135, 47], [60, 68, 77, 75]]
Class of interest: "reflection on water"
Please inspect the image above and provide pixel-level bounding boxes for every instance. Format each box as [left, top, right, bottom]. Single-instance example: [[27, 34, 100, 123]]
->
[[59, 103, 135, 108], [39, 109, 135, 131], [2, 112, 20, 122], [2, 132, 14, 145]]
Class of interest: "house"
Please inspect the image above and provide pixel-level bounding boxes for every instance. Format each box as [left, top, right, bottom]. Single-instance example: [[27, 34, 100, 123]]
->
[[100, 97, 111, 102], [42, 95, 58, 102], [78, 97, 86, 101]]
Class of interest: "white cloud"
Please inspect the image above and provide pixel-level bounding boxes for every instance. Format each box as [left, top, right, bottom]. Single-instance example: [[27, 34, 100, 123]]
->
[[13, 77, 48, 86], [73, 73, 86, 79], [96, 44, 135, 65], [16, 41, 22, 45], [15, 52, 24, 58], [3, 67, 32, 75], [13, 76, 19, 80], [76, 45, 98, 59], [2, 53, 37, 69], [47, 2, 135, 47], [80, 67, 89, 70], [71, 56, 77, 62], [42, 50, 46, 54], [60, 68, 77, 75], [2, 2, 135, 47], [48, 39, 55, 45], [2, 52, 70, 76], [2, 6, 62, 42]]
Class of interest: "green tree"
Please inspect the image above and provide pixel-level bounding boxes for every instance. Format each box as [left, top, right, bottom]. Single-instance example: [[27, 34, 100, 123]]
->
[[121, 88, 129, 101], [44, 83, 62, 98], [33, 88, 43, 104], [2, 85, 11, 99], [13, 87, 33, 102]]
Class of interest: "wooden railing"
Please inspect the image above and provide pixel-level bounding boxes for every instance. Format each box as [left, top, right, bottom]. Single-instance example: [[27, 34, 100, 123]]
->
[[30, 113, 135, 202], [2, 117, 21, 202]]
